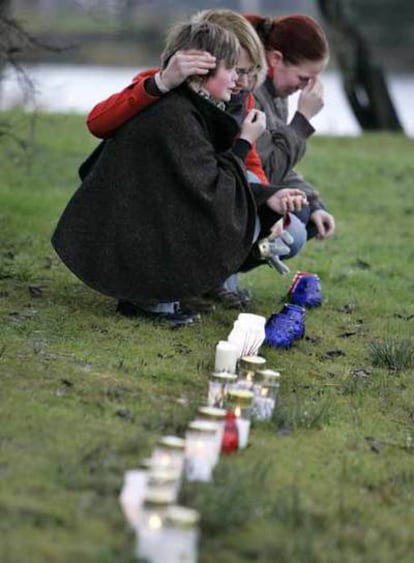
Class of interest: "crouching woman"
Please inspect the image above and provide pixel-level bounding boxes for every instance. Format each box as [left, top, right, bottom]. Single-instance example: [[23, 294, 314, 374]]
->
[[51, 20, 280, 326]]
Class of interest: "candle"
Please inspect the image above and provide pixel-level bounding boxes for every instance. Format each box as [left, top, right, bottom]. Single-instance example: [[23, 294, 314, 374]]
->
[[221, 410, 239, 453], [238, 355, 267, 386], [149, 505, 200, 563], [196, 406, 226, 466], [151, 436, 186, 475], [214, 340, 238, 373], [253, 369, 281, 421], [146, 466, 182, 502], [119, 467, 149, 529], [226, 389, 254, 450], [185, 421, 218, 482], [235, 414, 251, 450], [135, 488, 176, 562], [237, 313, 266, 355], [208, 371, 237, 407]]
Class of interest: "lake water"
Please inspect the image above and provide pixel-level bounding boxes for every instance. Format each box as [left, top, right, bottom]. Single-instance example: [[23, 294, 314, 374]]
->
[[1, 63, 413, 137]]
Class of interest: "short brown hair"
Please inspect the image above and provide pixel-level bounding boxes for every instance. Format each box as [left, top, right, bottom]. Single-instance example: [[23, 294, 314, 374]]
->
[[161, 21, 240, 73]]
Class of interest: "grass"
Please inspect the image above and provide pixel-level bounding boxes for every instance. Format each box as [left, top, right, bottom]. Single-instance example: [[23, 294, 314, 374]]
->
[[1, 110, 414, 563]]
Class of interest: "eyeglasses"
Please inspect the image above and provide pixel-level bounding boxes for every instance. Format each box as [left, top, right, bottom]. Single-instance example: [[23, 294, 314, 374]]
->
[[236, 67, 256, 78]]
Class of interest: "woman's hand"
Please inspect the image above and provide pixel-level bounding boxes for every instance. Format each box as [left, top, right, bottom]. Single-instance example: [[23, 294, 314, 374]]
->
[[239, 109, 266, 145], [310, 209, 336, 239], [161, 49, 216, 90], [297, 77, 324, 121], [266, 188, 308, 214]]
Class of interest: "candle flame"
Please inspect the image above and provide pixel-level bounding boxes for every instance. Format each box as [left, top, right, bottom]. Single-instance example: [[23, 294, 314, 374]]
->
[[160, 454, 171, 466], [149, 514, 162, 530]]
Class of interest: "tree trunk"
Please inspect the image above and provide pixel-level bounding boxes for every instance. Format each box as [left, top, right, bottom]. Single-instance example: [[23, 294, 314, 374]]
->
[[317, 0, 403, 132]]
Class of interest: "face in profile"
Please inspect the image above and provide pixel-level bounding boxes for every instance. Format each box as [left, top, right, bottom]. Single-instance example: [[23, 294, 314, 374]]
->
[[204, 62, 238, 102], [231, 48, 256, 96], [272, 55, 326, 97]]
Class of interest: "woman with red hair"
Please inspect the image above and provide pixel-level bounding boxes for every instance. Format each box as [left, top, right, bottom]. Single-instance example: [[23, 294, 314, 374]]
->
[[245, 13, 336, 241]]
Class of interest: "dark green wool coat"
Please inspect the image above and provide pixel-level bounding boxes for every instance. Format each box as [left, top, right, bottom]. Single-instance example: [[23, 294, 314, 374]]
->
[[52, 85, 276, 302]]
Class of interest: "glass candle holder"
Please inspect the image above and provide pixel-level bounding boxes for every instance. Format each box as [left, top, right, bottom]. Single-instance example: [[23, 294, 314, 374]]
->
[[136, 488, 176, 562], [208, 371, 237, 407], [119, 464, 150, 530], [184, 420, 218, 482], [154, 505, 200, 563], [146, 466, 182, 502], [236, 355, 267, 390], [226, 389, 254, 449], [151, 436, 186, 475], [196, 406, 227, 466], [253, 369, 281, 421], [221, 409, 239, 454]]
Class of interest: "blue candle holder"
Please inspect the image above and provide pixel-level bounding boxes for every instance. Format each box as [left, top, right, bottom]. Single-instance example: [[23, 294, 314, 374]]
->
[[288, 272, 323, 308]]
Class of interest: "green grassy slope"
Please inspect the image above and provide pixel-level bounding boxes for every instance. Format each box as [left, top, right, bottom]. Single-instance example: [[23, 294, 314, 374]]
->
[[0, 112, 413, 563]]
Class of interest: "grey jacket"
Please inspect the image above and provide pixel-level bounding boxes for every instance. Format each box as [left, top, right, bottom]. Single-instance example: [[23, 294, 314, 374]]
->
[[254, 77, 326, 213]]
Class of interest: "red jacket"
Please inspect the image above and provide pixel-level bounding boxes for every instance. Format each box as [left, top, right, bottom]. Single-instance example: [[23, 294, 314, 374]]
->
[[87, 68, 269, 185]]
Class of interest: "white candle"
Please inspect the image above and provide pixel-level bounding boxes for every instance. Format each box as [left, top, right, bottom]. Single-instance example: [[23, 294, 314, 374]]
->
[[185, 421, 217, 482], [119, 469, 148, 529], [146, 505, 200, 563], [136, 489, 175, 562], [196, 406, 226, 467], [235, 416, 251, 449], [214, 340, 238, 373], [151, 436, 186, 476], [146, 466, 182, 502]]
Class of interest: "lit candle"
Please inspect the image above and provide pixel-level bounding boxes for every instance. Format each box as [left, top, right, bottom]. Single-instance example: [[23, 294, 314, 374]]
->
[[238, 355, 267, 388], [151, 505, 200, 563], [253, 369, 281, 421], [214, 340, 238, 373], [185, 421, 218, 482], [226, 389, 254, 450], [135, 488, 176, 562], [151, 436, 186, 475], [196, 406, 227, 466], [208, 371, 237, 407]]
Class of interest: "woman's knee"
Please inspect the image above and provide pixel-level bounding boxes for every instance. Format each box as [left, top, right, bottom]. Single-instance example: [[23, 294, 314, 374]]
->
[[283, 214, 307, 259]]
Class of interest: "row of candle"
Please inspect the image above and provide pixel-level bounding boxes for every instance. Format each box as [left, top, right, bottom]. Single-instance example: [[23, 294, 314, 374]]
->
[[120, 331, 281, 561]]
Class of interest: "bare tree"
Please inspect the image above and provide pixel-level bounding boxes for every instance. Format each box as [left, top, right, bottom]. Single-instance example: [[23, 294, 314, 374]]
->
[[317, 0, 403, 132]]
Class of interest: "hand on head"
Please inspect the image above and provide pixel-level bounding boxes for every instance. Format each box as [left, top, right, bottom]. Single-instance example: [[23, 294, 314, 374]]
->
[[161, 49, 216, 90], [239, 109, 266, 145], [297, 77, 324, 120]]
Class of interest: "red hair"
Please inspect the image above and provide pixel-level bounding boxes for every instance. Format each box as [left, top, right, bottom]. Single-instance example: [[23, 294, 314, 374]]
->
[[244, 13, 329, 65]]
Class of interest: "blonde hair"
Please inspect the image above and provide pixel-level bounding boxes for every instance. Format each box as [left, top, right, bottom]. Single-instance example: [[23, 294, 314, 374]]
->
[[161, 20, 240, 73], [191, 9, 267, 86]]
